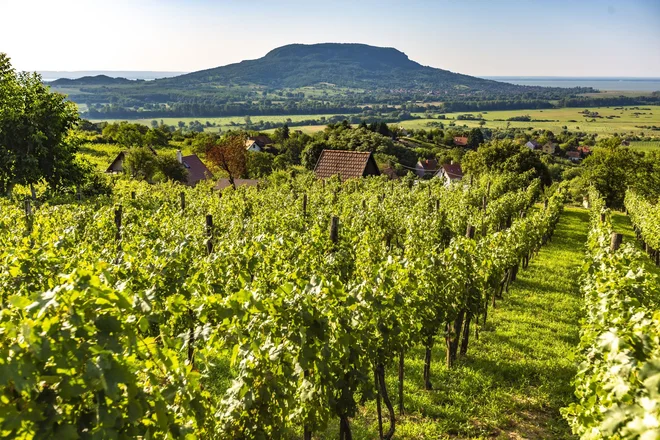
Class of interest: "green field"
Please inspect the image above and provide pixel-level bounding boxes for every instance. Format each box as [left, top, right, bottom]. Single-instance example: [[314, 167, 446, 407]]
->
[[403, 106, 660, 137], [628, 140, 660, 151], [91, 114, 357, 133]]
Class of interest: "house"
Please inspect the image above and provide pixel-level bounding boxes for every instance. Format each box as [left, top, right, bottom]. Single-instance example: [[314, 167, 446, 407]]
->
[[577, 146, 592, 157], [542, 142, 558, 155], [314, 150, 380, 179], [415, 159, 438, 178], [214, 178, 260, 191], [435, 162, 464, 187], [453, 136, 469, 147], [105, 147, 157, 173], [246, 135, 273, 149], [245, 140, 262, 152], [176, 150, 212, 186], [525, 140, 541, 150], [566, 151, 582, 162]]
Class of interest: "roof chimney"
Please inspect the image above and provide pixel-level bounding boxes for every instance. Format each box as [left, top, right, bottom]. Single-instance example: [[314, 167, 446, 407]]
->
[[450, 159, 454, 165], [176, 150, 183, 164]]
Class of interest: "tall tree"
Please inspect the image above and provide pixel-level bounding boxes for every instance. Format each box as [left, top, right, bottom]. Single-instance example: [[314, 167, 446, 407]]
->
[[467, 128, 484, 149], [581, 137, 641, 208], [0, 53, 82, 197], [206, 133, 247, 188]]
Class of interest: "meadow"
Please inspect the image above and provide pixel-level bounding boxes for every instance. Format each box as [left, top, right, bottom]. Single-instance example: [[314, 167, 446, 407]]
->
[[403, 105, 660, 137], [91, 114, 357, 133]]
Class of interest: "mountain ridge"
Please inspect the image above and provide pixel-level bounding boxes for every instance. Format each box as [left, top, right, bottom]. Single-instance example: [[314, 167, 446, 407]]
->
[[158, 43, 523, 92]]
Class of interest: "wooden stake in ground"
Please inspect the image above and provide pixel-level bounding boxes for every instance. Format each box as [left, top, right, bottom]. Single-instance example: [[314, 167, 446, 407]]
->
[[610, 233, 623, 252]]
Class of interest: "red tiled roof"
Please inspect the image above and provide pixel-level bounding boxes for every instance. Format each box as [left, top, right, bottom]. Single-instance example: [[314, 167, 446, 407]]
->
[[453, 136, 469, 146], [214, 178, 259, 191], [577, 146, 591, 154], [441, 163, 463, 179], [314, 150, 380, 179], [181, 154, 212, 186]]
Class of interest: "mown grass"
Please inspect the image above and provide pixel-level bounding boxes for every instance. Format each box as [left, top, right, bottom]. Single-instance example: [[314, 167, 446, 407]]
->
[[318, 208, 588, 439]]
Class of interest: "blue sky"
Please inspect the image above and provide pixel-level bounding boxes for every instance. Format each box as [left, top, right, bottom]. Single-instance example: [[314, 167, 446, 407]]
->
[[2, 0, 659, 76]]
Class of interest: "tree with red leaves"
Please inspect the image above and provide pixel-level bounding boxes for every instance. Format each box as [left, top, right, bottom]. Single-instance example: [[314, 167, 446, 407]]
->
[[206, 133, 247, 188]]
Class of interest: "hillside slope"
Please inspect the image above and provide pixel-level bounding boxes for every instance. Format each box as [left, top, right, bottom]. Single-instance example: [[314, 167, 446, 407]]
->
[[161, 43, 527, 92]]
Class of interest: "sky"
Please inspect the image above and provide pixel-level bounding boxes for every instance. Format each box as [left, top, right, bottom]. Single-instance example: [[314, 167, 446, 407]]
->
[[1, 0, 659, 77]]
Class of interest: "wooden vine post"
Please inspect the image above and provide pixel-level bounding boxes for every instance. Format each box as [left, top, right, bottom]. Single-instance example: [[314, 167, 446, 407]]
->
[[24, 199, 33, 234], [206, 214, 214, 255], [180, 192, 186, 211], [114, 205, 122, 242], [460, 225, 476, 357], [610, 233, 623, 252], [302, 194, 308, 217]]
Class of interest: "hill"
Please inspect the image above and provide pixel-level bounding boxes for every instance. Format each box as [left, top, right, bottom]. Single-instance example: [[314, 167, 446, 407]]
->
[[163, 43, 529, 92], [49, 74, 134, 86]]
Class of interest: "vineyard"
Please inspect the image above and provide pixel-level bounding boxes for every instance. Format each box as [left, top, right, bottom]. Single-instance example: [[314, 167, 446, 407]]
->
[[0, 172, 574, 439], [562, 189, 660, 438]]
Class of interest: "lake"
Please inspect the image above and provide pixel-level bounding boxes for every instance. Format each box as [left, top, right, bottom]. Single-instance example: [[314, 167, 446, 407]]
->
[[482, 77, 660, 92]]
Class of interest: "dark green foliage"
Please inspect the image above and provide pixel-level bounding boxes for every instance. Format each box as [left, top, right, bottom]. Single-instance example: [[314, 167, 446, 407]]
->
[[0, 53, 85, 195], [125, 147, 159, 181], [301, 141, 329, 170], [246, 152, 274, 178], [157, 155, 188, 183], [463, 140, 552, 185], [467, 128, 484, 149], [580, 137, 642, 208]]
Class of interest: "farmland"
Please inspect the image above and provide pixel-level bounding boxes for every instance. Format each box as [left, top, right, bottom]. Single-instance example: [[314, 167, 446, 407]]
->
[[402, 105, 660, 137], [90, 106, 660, 140], [91, 114, 360, 133]]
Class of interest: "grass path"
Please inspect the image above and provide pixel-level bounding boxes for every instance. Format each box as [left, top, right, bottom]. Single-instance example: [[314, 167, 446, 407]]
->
[[325, 207, 589, 439]]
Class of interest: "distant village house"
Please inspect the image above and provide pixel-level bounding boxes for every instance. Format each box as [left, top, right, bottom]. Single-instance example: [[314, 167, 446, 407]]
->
[[453, 136, 469, 147], [435, 162, 463, 187], [176, 150, 212, 186], [245, 135, 274, 152], [525, 140, 540, 150], [542, 142, 558, 155], [415, 159, 438, 178]]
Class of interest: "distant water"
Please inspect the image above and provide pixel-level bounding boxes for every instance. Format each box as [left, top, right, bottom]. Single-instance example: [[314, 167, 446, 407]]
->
[[482, 76, 660, 92]]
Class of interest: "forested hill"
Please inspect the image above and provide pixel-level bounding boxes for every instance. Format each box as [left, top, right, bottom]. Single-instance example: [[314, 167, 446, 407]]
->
[[162, 43, 536, 92], [49, 75, 134, 86], [49, 43, 633, 119]]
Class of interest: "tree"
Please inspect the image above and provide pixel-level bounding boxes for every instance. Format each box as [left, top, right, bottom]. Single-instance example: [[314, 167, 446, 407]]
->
[[206, 133, 247, 188], [581, 138, 641, 208], [246, 152, 274, 178], [156, 155, 188, 183], [301, 141, 329, 170], [125, 147, 159, 181], [0, 53, 84, 197], [144, 127, 170, 148], [462, 139, 551, 185], [467, 128, 484, 149]]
